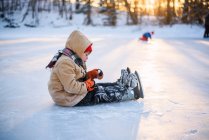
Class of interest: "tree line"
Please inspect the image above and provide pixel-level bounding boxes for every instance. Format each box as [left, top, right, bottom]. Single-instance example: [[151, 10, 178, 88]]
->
[[0, 0, 208, 27]]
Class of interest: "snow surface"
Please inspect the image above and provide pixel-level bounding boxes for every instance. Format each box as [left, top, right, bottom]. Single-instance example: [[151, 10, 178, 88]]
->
[[0, 24, 209, 140]]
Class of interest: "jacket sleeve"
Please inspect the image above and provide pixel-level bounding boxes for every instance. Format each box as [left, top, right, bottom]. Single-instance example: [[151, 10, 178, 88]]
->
[[56, 59, 88, 95]]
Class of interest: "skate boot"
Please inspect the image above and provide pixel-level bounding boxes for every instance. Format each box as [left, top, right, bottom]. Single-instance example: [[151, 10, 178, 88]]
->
[[118, 67, 131, 86], [121, 89, 135, 101], [119, 73, 141, 101], [117, 68, 144, 100], [125, 72, 144, 99], [126, 67, 131, 74]]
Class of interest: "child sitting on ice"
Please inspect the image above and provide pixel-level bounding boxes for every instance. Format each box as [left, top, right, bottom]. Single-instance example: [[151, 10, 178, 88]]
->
[[140, 31, 154, 41], [46, 30, 144, 107]]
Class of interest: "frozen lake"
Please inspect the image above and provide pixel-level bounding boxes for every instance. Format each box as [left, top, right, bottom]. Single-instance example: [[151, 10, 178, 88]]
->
[[0, 25, 209, 140]]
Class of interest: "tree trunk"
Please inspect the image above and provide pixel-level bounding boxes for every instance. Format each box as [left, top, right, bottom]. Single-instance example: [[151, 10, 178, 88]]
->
[[166, 0, 172, 24], [123, 0, 138, 24], [75, 0, 80, 10], [0, 0, 5, 18], [182, 0, 189, 23], [84, 0, 93, 25]]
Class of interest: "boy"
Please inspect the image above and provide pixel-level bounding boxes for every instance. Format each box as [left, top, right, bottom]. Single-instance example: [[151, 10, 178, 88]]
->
[[46, 30, 144, 107], [140, 31, 154, 41]]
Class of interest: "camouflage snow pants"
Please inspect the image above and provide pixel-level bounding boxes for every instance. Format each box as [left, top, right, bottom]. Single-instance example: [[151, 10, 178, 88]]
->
[[76, 82, 134, 106]]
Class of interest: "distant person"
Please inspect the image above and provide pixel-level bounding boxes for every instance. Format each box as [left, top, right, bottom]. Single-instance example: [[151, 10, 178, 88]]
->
[[140, 31, 154, 41], [46, 30, 144, 107], [204, 14, 209, 38]]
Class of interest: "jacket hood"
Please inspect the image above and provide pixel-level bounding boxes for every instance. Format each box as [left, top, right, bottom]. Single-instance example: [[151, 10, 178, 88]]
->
[[65, 30, 92, 58]]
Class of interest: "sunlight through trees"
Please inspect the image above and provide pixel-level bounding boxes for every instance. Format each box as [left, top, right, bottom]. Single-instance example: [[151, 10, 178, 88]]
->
[[0, 0, 208, 27]]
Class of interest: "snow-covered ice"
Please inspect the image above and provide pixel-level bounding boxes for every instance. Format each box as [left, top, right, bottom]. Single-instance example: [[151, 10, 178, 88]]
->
[[0, 25, 209, 140]]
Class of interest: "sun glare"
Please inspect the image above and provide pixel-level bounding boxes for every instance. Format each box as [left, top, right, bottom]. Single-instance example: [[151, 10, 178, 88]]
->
[[150, 0, 155, 5], [90, 0, 183, 16]]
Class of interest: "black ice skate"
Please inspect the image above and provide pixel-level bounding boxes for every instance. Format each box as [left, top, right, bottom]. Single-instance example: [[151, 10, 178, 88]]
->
[[127, 67, 131, 74], [133, 71, 144, 99]]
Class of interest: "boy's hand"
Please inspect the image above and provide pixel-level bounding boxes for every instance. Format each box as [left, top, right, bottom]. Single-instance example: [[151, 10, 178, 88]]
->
[[84, 79, 95, 92], [87, 69, 103, 80]]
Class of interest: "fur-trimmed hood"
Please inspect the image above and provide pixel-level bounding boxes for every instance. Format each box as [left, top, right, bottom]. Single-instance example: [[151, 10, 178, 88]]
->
[[65, 30, 92, 58]]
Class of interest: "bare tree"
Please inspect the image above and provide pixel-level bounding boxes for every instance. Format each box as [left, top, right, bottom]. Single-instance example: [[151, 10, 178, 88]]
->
[[83, 0, 93, 25], [101, 0, 117, 26], [2, 0, 208, 27], [0, 0, 5, 18], [182, 0, 208, 24], [165, 0, 172, 24], [59, 0, 67, 19], [124, 0, 138, 24], [75, 0, 80, 10]]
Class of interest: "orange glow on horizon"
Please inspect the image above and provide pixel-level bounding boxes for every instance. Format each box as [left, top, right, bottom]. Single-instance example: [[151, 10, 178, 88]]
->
[[74, 0, 185, 15]]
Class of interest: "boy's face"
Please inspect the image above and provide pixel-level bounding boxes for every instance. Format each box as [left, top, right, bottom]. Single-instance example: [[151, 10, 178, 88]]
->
[[80, 52, 90, 62]]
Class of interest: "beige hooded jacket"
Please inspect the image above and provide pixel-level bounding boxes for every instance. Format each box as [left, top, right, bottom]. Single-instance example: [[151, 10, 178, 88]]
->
[[48, 30, 92, 106]]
